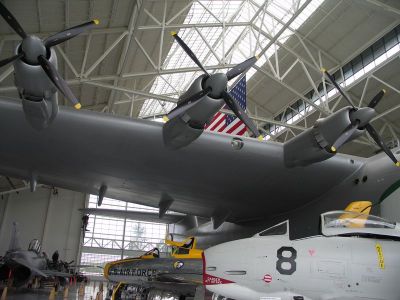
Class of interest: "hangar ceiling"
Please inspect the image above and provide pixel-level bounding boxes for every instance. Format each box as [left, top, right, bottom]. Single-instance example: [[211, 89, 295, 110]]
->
[[0, 0, 399, 177]]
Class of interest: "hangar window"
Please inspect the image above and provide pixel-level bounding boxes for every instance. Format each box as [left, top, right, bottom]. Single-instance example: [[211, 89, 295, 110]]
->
[[79, 195, 168, 276], [263, 24, 400, 139], [258, 221, 288, 237]]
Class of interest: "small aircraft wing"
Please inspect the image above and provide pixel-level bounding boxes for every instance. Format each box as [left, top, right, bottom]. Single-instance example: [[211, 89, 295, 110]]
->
[[11, 257, 48, 278], [41, 270, 73, 277]]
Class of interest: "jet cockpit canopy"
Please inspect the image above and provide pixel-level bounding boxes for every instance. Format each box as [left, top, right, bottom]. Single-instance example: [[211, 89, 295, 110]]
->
[[255, 220, 289, 238], [321, 211, 400, 238], [28, 239, 41, 254]]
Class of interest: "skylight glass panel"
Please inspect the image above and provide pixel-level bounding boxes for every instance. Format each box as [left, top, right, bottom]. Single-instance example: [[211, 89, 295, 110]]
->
[[139, 0, 324, 118]]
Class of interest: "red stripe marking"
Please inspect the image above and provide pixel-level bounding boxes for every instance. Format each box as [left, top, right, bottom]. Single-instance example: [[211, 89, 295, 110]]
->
[[236, 126, 247, 136], [205, 113, 220, 129], [209, 114, 225, 131], [226, 120, 243, 134], [202, 252, 234, 285]]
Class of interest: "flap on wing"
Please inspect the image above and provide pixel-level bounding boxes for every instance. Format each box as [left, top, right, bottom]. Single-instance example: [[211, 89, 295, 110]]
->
[[80, 208, 185, 224]]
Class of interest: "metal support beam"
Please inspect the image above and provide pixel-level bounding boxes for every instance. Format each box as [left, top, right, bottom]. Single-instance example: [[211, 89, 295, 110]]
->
[[83, 81, 178, 103], [0, 66, 13, 83], [107, 0, 144, 111], [55, 46, 79, 78], [365, 0, 400, 16], [254, 65, 327, 115], [138, 22, 251, 30], [83, 31, 128, 78]]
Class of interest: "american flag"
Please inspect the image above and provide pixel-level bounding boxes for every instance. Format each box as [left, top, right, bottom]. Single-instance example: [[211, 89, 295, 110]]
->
[[205, 75, 247, 136]]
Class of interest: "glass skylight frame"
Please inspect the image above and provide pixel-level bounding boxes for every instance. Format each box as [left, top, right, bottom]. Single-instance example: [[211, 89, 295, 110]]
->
[[139, 0, 325, 118]]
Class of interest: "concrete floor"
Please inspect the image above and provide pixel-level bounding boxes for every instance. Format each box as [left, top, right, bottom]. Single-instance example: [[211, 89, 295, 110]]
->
[[0, 282, 109, 300]]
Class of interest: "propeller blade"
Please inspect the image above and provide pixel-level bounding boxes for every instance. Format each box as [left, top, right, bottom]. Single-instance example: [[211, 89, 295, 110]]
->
[[44, 20, 99, 48], [179, 87, 211, 107], [38, 55, 81, 109], [331, 121, 360, 152], [171, 32, 209, 76], [367, 89, 386, 109], [321, 68, 355, 109], [0, 52, 24, 68], [0, 3, 27, 39], [222, 91, 262, 140], [226, 56, 258, 81], [365, 123, 399, 166], [165, 88, 211, 121]]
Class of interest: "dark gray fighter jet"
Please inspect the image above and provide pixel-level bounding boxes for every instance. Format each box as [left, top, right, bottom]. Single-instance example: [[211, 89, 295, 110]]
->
[[0, 2, 399, 247], [0, 223, 71, 287]]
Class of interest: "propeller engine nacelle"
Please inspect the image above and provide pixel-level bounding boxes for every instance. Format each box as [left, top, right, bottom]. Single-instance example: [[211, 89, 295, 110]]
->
[[162, 32, 262, 149], [0, 2, 98, 130], [14, 43, 57, 100], [285, 68, 399, 167], [284, 107, 363, 167], [14, 45, 59, 130], [163, 75, 224, 149]]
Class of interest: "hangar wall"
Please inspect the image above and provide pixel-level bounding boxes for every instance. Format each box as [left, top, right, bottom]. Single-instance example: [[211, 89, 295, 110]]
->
[[0, 187, 86, 263]]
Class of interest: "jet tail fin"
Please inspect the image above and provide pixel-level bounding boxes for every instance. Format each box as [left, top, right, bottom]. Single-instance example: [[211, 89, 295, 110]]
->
[[165, 236, 196, 249], [8, 222, 21, 251], [341, 201, 373, 228], [344, 201, 372, 214]]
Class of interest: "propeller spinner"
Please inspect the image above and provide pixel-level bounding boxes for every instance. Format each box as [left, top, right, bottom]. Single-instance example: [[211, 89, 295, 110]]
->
[[166, 31, 263, 140], [322, 68, 399, 166], [0, 2, 99, 109]]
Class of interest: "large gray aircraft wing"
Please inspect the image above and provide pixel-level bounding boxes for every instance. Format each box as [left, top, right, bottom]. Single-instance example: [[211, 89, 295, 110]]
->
[[0, 97, 364, 225]]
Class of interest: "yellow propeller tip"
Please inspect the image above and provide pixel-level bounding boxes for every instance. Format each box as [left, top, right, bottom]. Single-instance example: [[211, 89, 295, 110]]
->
[[257, 135, 263, 141], [93, 19, 100, 25], [74, 103, 82, 110], [321, 67, 326, 73], [331, 146, 336, 152], [170, 31, 177, 36], [162, 116, 169, 122], [396, 162, 400, 167], [255, 54, 260, 60], [382, 89, 387, 94]]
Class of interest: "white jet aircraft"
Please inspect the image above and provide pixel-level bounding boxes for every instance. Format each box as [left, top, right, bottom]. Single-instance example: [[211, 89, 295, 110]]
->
[[203, 210, 400, 300]]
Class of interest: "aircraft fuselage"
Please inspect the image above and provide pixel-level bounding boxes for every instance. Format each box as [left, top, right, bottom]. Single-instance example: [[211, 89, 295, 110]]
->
[[204, 235, 400, 300]]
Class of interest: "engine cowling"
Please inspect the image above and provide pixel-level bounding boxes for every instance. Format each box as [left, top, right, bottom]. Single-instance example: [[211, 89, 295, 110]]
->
[[14, 45, 58, 100], [284, 107, 364, 167], [13, 45, 59, 130], [163, 75, 224, 149]]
